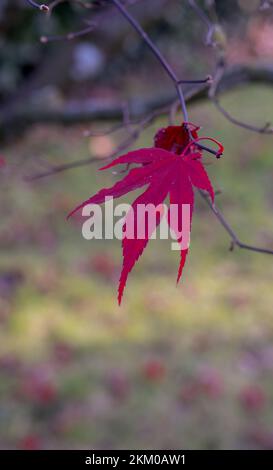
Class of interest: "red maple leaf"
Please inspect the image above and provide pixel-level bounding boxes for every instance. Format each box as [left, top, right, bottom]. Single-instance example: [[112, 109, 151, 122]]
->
[[68, 123, 224, 304]]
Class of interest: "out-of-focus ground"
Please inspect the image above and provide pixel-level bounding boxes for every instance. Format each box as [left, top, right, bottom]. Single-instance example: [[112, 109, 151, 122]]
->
[[0, 85, 273, 449]]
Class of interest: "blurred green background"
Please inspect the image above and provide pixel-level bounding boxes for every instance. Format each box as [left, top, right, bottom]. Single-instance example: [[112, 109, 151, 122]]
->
[[0, 0, 273, 450]]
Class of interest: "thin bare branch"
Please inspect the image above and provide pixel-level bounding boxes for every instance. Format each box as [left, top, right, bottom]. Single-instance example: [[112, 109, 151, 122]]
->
[[25, 106, 167, 180], [187, 0, 219, 47], [111, 0, 189, 123], [48, 0, 93, 13], [187, 0, 212, 29], [40, 22, 97, 42], [209, 63, 273, 134], [25, 156, 101, 180], [199, 190, 273, 255], [26, 0, 49, 11], [177, 76, 213, 85]]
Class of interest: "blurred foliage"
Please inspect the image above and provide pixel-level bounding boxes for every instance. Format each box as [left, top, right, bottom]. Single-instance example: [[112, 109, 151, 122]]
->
[[0, 86, 273, 448]]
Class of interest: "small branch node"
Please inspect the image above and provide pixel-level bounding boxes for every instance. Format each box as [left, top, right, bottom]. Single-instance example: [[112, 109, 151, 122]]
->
[[40, 4, 49, 12]]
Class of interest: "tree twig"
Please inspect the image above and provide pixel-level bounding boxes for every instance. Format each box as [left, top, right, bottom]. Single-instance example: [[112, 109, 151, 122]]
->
[[25, 0, 49, 11], [111, 0, 189, 123], [209, 63, 273, 134], [25, 106, 166, 180], [199, 190, 273, 255], [40, 22, 97, 43]]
